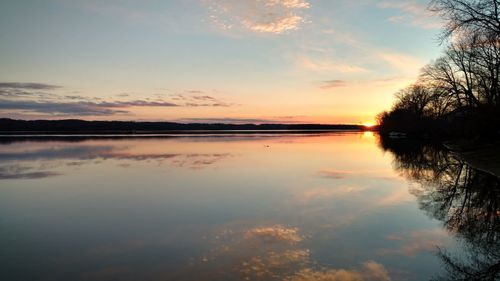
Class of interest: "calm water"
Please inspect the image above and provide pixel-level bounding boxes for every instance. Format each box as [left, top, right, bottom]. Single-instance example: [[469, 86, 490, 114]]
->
[[0, 132, 499, 281]]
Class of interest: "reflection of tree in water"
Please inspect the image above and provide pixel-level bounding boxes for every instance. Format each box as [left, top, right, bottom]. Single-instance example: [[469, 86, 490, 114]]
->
[[379, 136, 500, 280]]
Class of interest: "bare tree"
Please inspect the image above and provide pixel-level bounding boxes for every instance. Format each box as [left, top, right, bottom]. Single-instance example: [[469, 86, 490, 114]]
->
[[378, 0, 500, 136], [430, 0, 500, 41], [421, 57, 465, 108]]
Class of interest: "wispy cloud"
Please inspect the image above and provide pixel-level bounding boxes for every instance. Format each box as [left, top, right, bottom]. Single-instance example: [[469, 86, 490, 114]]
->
[[319, 80, 347, 89], [295, 55, 367, 73], [378, 52, 425, 73], [0, 82, 62, 90], [378, 0, 441, 29], [169, 93, 232, 107], [321, 28, 360, 46], [0, 83, 63, 99], [316, 76, 417, 93], [0, 99, 131, 116], [205, 0, 311, 34], [0, 82, 233, 117]]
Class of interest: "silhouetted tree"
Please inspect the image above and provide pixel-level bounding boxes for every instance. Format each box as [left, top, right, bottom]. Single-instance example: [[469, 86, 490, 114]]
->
[[430, 0, 500, 41], [378, 0, 500, 139]]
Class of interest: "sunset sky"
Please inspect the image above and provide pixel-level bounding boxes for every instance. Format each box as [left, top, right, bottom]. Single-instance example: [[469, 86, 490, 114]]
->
[[0, 0, 442, 124]]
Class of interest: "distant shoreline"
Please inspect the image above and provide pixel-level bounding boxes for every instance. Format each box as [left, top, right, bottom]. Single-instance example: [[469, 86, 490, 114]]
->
[[0, 129, 363, 135], [0, 118, 375, 135]]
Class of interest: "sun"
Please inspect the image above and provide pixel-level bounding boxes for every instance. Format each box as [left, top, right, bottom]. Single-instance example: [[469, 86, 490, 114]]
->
[[362, 121, 376, 128]]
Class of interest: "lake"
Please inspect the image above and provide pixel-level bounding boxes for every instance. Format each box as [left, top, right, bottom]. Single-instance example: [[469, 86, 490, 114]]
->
[[1, 132, 499, 281]]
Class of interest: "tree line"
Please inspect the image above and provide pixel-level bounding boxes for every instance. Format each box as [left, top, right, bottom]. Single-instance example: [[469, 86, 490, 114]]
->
[[378, 0, 500, 139], [0, 118, 366, 134]]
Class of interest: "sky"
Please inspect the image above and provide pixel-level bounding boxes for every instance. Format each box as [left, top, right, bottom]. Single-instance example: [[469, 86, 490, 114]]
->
[[0, 0, 443, 124]]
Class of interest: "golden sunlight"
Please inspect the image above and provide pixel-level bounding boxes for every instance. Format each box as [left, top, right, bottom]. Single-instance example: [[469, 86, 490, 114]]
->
[[362, 122, 376, 128]]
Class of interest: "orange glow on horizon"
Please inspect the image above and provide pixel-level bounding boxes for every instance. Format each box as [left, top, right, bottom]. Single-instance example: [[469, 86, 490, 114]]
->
[[362, 122, 376, 128]]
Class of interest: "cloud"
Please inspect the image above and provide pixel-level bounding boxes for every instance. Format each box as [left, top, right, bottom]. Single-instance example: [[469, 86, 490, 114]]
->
[[0, 99, 193, 116], [0, 82, 62, 90], [0, 171, 60, 180], [0, 99, 130, 116], [104, 100, 179, 107], [167, 93, 232, 107], [205, 0, 311, 34], [377, 52, 424, 73], [0, 101, 234, 118], [0, 83, 62, 99], [321, 29, 360, 46], [377, 1, 441, 29], [319, 80, 348, 89], [243, 15, 303, 33], [295, 55, 367, 73], [0, 83, 233, 117]]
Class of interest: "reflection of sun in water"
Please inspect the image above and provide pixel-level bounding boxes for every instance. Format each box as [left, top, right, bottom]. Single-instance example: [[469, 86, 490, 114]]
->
[[362, 131, 375, 139]]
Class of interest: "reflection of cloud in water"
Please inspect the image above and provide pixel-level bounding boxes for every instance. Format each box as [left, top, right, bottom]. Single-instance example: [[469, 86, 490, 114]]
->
[[170, 153, 232, 170], [285, 261, 391, 281], [244, 225, 304, 244], [0, 144, 232, 165], [298, 186, 368, 203], [374, 188, 413, 207], [0, 145, 117, 161], [195, 224, 310, 280], [0, 164, 60, 179], [378, 229, 449, 257], [239, 249, 311, 280], [0, 143, 233, 180], [318, 169, 398, 181], [192, 224, 392, 281], [318, 170, 354, 179]]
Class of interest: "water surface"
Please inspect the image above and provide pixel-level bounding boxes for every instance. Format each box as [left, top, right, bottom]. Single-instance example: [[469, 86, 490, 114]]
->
[[1, 132, 498, 280]]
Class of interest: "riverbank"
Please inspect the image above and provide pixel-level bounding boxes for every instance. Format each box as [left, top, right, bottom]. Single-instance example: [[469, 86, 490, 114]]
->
[[443, 140, 500, 178], [459, 146, 500, 178]]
